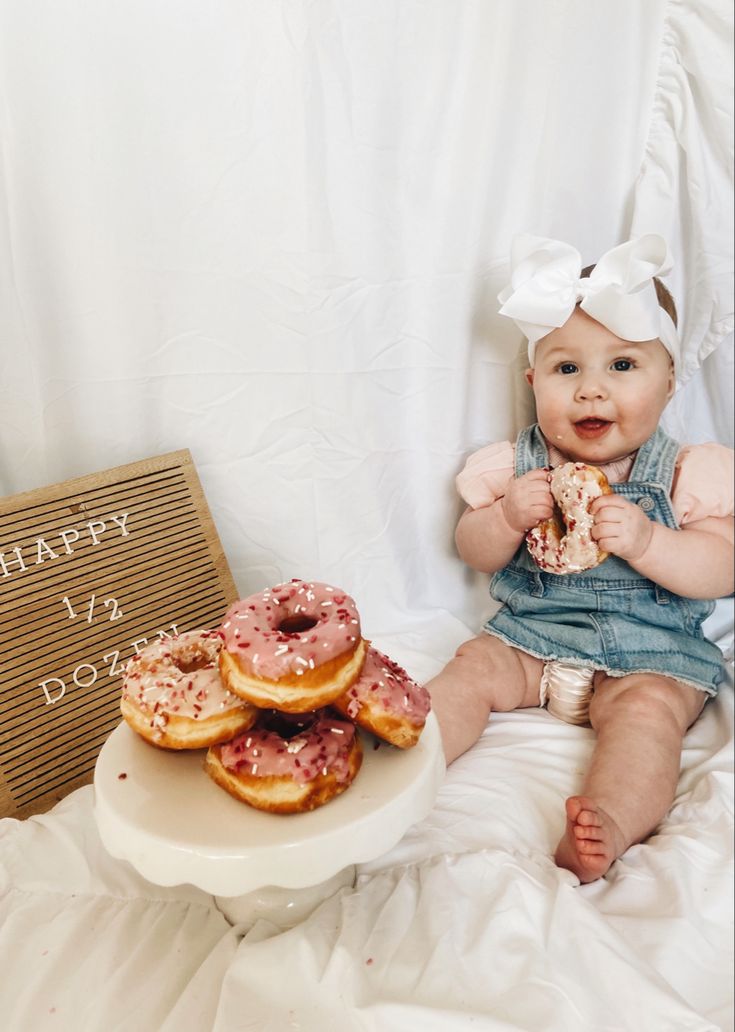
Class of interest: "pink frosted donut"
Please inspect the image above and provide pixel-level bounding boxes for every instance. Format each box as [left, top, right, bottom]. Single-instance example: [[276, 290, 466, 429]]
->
[[332, 645, 431, 748], [526, 462, 613, 574], [120, 629, 258, 750], [218, 579, 367, 712], [205, 708, 363, 813]]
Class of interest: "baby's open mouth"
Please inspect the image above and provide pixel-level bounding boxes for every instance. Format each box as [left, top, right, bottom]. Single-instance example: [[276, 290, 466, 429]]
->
[[574, 418, 612, 439]]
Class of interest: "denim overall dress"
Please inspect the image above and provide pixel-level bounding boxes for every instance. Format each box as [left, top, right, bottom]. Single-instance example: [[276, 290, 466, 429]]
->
[[484, 424, 723, 695]]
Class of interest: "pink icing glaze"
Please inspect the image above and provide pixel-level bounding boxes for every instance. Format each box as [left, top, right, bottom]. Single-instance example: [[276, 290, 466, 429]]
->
[[526, 462, 605, 574], [220, 579, 361, 680], [122, 629, 246, 738], [342, 646, 430, 725], [219, 710, 357, 783]]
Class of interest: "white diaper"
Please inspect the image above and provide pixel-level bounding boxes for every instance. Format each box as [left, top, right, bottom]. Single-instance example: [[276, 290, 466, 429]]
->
[[539, 661, 595, 726]]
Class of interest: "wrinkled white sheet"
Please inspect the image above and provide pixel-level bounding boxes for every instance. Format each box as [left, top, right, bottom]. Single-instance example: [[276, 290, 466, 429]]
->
[[0, 623, 732, 1032]]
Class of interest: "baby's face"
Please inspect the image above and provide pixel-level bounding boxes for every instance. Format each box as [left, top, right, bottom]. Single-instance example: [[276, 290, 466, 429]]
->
[[527, 308, 675, 464]]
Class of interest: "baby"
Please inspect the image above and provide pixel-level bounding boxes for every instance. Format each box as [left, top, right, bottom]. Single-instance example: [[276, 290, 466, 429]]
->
[[427, 234, 734, 883]]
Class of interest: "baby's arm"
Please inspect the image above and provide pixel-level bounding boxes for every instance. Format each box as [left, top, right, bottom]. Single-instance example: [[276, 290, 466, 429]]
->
[[591, 496, 734, 599], [456, 468, 554, 574]]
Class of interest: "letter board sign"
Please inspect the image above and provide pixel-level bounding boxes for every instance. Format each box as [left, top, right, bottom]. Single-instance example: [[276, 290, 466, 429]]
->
[[0, 450, 238, 818]]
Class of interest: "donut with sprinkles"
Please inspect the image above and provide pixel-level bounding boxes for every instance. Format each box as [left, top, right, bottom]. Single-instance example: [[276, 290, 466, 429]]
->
[[121, 629, 258, 749], [526, 462, 613, 574], [218, 579, 367, 712], [332, 644, 431, 749], [205, 708, 362, 813]]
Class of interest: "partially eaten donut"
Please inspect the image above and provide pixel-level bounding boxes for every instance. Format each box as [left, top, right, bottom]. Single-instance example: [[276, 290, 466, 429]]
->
[[526, 462, 612, 574]]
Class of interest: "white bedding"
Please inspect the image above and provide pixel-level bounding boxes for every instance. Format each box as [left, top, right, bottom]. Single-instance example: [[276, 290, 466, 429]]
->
[[1, 620, 732, 1032]]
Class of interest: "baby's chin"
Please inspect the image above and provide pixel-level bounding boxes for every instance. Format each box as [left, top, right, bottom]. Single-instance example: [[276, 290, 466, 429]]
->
[[548, 434, 635, 467], [566, 451, 630, 467]]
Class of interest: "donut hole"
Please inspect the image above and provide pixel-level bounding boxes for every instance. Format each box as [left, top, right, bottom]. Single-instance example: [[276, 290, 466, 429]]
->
[[260, 709, 317, 740], [552, 505, 567, 532], [277, 614, 319, 635], [176, 655, 213, 674]]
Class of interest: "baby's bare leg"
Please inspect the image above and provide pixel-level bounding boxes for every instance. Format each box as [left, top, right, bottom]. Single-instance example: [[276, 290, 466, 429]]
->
[[426, 634, 543, 764], [555, 673, 706, 882]]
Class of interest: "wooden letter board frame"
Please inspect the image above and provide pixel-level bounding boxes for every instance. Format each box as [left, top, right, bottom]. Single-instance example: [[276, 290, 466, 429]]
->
[[0, 450, 238, 819]]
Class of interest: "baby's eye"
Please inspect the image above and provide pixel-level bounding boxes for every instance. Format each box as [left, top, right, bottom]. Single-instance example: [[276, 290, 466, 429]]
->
[[611, 358, 634, 371], [557, 362, 578, 375]]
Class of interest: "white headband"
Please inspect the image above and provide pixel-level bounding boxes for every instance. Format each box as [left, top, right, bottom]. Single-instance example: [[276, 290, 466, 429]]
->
[[497, 234, 680, 372]]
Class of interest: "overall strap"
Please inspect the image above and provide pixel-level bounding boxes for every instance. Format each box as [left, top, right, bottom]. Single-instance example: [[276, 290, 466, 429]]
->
[[514, 424, 549, 477], [628, 426, 680, 490]]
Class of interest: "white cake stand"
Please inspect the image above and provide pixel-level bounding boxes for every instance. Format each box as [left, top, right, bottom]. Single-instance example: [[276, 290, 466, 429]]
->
[[93, 714, 444, 923]]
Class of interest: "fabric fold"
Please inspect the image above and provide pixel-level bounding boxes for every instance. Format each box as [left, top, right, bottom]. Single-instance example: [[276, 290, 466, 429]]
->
[[629, 0, 734, 384]]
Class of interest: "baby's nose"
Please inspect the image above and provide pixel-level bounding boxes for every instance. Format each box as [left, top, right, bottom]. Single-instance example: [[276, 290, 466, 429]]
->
[[575, 375, 607, 401]]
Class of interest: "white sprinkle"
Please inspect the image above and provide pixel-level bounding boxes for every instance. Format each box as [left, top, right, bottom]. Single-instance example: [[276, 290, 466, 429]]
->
[[330, 727, 344, 735], [223, 620, 231, 629], [275, 645, 289, 656], [251, 763, 258, 774], [235, 613, 250, 620], [308, 659, 315, 669], [323, 642, 330, 648], [295, 656, 308, 666], [323, 600, 333, 606], [245, 737, 252, 747], [322, 766, 328, 775], [404, 695, 409, 706], [252, 653, 259, 663], [325, 586, 334, 592], [296, 668, 304, 676]]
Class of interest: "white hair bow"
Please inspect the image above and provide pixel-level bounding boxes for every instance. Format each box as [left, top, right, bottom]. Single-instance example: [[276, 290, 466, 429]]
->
[[497, 234, 680, 370]]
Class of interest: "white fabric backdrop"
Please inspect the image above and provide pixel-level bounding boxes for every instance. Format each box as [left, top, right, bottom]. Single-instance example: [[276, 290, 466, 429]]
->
[[1, 0, 732, 638]]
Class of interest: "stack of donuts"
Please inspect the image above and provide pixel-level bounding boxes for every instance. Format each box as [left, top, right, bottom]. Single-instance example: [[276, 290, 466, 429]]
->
[[120, 579, 431, 814]]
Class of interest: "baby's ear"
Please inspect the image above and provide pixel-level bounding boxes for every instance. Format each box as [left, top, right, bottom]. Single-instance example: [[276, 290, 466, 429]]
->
[[525, 368, 535, 387], [666, 359, 676, 399]]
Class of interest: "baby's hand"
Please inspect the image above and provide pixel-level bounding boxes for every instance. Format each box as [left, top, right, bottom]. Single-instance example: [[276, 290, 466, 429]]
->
[[590, 495, 654, 562], [501, 469, 554, 534]]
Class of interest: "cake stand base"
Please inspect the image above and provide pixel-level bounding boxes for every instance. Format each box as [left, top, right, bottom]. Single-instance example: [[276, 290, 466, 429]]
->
[[213, 864, 357, 930]]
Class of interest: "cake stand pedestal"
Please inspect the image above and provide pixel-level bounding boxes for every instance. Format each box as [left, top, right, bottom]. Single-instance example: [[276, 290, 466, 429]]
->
[[93, 714, 444, 929]]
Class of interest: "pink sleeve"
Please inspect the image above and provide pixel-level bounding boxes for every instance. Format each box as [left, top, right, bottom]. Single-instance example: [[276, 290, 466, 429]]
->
[[456, 441, 515, 509], [672, 443, 734, 525]]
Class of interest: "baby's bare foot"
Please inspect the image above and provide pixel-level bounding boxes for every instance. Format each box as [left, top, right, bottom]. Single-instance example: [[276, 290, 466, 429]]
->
[[554, 796, 627, 883]]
